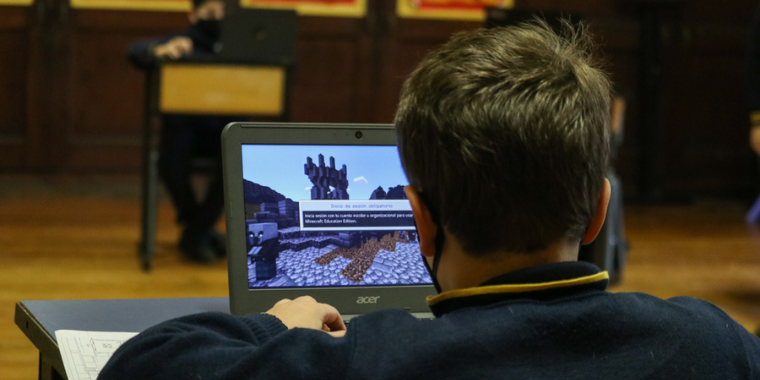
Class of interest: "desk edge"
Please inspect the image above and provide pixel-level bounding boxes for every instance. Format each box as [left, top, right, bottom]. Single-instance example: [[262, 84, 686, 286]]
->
[[15, 301, 67, 378]]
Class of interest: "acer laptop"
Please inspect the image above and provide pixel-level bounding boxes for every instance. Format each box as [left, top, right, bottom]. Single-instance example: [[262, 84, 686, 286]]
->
[[222, 123, 436, 320]]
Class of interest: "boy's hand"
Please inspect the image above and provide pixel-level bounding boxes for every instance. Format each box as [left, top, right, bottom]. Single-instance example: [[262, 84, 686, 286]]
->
[[152, 37, 193, 60], [265, 296, 346, 337], [752, 126, 760, 156]]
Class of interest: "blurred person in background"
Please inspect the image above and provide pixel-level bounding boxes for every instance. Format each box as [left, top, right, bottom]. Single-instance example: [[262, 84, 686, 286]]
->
[[128, 0, 234, 264]]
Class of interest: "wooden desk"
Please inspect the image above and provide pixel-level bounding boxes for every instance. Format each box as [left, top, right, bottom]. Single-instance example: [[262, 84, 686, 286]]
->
[[159, 63, 287, 116], [15, 297, 229, 380], [138, 60, 291, 271]]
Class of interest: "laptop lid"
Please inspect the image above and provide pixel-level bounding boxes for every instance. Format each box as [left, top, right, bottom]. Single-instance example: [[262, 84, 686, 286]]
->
[[216, 8, 297, 65], [222, 122, 436, 317]]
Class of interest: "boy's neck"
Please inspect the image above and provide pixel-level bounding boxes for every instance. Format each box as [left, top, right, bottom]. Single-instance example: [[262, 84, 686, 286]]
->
[[434, 236, 580, 292]]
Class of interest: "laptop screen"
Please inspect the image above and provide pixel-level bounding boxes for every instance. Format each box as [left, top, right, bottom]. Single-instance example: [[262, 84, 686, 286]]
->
[[241, 144, 433, 289]]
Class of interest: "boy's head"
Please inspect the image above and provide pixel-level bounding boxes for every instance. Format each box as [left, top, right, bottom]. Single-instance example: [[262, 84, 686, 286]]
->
[[395, 20, 611, 256]]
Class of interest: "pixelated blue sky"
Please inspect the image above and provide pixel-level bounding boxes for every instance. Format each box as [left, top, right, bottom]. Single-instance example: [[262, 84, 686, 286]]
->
[[241, 145, 409, 201]]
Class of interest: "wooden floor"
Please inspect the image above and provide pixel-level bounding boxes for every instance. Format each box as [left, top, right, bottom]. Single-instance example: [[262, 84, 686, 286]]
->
[[1, 175, 759, 380]]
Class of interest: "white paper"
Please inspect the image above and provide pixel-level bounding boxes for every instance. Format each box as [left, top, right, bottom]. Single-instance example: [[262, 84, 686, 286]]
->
[[55, 330, 138, 380]]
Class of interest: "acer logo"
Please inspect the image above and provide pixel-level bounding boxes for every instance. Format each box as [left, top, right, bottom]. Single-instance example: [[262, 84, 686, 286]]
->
[[356, 296, 380, 304]]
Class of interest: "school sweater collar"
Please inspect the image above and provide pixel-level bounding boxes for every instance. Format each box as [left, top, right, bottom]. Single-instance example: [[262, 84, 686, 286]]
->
[[426, 261, 609, 317]]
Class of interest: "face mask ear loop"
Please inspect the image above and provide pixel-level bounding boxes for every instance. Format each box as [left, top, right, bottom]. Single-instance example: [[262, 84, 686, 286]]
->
[[418, 192, 445, 293], [432, 225, 445, 277]]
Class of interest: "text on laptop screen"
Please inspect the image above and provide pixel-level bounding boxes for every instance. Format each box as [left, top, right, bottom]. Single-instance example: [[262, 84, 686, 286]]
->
[[241, 144, 432, 289]]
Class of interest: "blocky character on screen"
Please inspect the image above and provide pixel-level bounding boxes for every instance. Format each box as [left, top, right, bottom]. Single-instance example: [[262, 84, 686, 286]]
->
[[247, 230, 255, 252], [304, 154, 349, 200], [247, 222, 280, 280]]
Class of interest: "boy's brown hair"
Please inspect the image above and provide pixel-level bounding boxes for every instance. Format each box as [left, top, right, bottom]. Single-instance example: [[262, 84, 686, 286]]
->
[[395, 20, 611, 255]]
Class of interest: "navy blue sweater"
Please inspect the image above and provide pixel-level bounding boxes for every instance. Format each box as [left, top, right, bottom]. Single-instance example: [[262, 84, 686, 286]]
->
[[98, 262, 760, 379]]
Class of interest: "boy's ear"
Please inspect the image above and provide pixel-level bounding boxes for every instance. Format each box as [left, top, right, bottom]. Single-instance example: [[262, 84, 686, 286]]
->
[[404, 186, 437, 258], [581, 179, 611, 245]]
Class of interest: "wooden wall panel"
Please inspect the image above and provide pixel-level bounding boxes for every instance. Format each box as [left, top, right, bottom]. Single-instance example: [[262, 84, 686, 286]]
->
[[686, 0, 757, 21], [290, 38, 363, 122], [659, 20, 754, 196], [517, 0, 618, 16], [69, 32, 145, 136], [0, 32, 27, 137], [592, 17, 641, 197], [372, 16, 479, 123], [290, 17, 370, 123], [1, 0, 758, 199], [61, 11, 373, 170], [0, 32, 26, 137], [63, 10, 187, 171], [0, 7, 29, 170]]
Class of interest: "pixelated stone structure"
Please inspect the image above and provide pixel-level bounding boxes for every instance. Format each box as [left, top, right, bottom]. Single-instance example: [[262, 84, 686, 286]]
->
[[304, 154, 349, 200], [243, 180, 287, 219], [370, 186, 386, 199], [385, 185, 407, 199], [249, 199, 300, 229], [369, 185, 407, 200], [254, 202, 278, 221], [279, 199, 298, 218]]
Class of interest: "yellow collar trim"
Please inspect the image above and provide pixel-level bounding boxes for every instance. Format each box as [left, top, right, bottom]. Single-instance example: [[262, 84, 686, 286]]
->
[[426, 271, 610, 306]]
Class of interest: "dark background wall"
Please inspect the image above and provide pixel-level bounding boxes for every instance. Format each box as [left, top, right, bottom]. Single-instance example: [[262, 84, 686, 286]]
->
[[1, 0, 758, 201]]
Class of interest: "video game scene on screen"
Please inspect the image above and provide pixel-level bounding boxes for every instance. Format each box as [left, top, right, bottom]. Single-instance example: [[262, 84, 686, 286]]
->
[[241, 144, 433, 289]]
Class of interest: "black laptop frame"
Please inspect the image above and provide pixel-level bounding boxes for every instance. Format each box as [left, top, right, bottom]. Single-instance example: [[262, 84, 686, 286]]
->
[[222, 122, 436, 317]]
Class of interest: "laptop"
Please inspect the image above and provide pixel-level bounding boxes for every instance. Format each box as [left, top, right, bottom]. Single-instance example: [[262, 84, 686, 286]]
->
[[219, 8, 297, 65], [222, 122, 436, 321], [184, 8, 297, 65]]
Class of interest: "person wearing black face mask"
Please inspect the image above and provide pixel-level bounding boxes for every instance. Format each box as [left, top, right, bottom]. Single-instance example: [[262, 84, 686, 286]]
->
[[128, 0, 225, 65], [127, 0, 233, 264], [195, 19, 222, 40]]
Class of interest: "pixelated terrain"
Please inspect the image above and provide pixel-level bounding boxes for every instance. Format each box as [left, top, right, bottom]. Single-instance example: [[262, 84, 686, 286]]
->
[[245, 153, 430, 288], [315, 232, 407, 283], [248, 236, 431, 288]]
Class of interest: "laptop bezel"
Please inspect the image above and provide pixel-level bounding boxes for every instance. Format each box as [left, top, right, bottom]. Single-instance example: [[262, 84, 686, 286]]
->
[[222, 122, 436, 316]]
